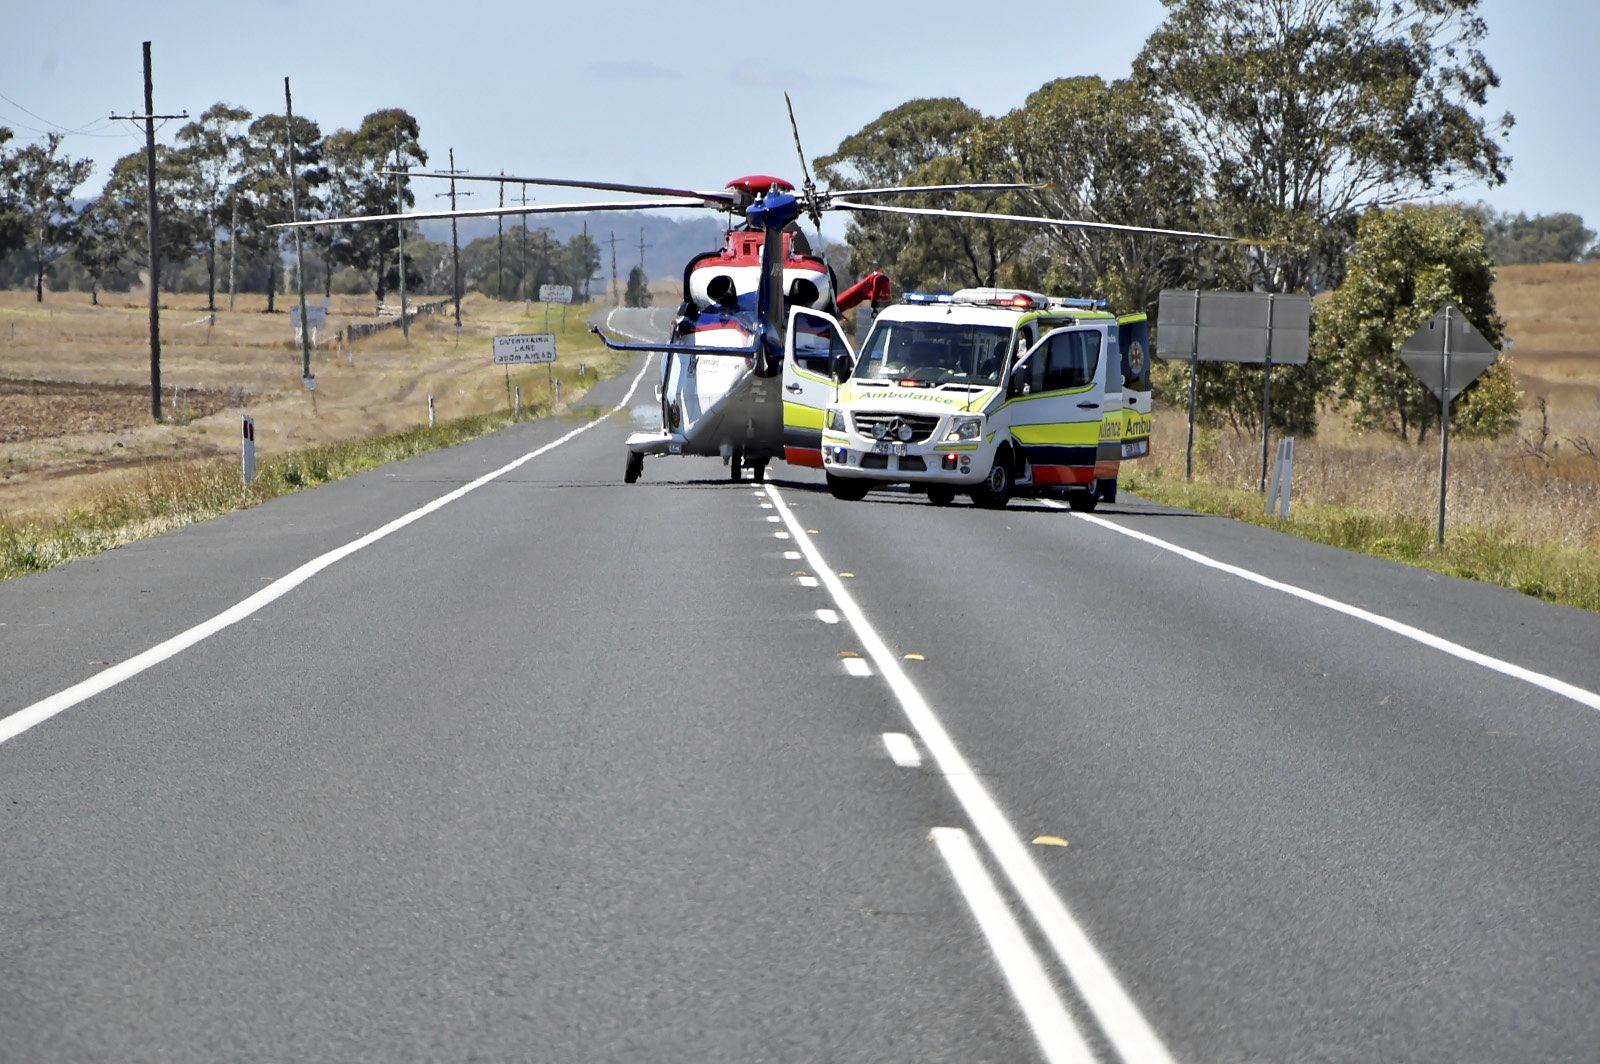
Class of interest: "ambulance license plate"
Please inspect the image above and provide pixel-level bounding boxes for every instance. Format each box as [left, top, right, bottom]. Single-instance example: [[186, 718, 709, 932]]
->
[[871, 441, 908, 456]]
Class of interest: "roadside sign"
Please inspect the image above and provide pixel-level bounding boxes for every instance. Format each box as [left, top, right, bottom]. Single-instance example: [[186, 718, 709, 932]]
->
[[1397, 304, 1499, 546], [493, 333, 557, 365], [302, 375, 317, 391], [291, 303, 328, 329], [1156, 290, 1311, 364], [538, 284, 574, 304], [1399, 305, 1497, 402]]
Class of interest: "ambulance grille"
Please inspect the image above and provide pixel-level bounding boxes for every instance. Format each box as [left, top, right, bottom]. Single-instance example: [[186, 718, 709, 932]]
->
[[852, 412, 940, 443]]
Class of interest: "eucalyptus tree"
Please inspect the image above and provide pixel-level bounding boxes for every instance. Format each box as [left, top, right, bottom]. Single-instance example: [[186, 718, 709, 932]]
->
[[175, 102, 251, 310]]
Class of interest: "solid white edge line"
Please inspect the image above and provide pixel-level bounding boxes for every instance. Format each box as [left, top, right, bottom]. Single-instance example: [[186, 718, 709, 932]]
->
[[930, 827, 1095, 1064], [766, 483, 1177, 1064], [843, 657, 872, 677], [1065, 508, 1600, 714], [0, 356, 656, 748], [882, 731, 922, 767]]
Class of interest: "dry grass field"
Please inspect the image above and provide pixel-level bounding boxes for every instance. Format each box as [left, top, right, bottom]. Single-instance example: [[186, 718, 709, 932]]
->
[[0, 289, 616, 519], [1142, 261, 1600, 550]]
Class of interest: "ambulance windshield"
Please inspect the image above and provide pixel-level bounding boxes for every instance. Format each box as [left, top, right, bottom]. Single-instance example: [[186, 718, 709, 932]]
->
[[857, 320, 1012, 385]]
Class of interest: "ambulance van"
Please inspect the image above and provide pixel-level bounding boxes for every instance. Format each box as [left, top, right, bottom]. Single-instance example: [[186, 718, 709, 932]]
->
[[807, 288, 1152, 509]]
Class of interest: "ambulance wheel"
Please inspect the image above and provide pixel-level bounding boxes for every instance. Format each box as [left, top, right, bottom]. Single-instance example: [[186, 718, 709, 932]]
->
[[1099, 478, 1118, 504], [827, 474, 871, 501], [751, 459, 768, 484], [624, 451, 643, 484], [970, 453, 1013, 509], [1068, 485, 1099, 512], [926, 486, 956, 506], [729, 448, 744, 482]]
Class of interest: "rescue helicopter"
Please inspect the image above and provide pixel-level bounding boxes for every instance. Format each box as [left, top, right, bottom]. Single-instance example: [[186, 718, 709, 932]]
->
[[271, 98, 1247, 484]]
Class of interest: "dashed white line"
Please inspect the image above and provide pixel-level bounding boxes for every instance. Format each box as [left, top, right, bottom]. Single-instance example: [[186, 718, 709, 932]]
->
[[882, 732, 921, 767], [842, 657, 872, 677], [773, 531, 790, 540], [0, 357, 658, 749], [766, 482, 1176, 1064], [930, 828, 1095, 1064], [784, 550, 803, 561], [1062, 506, 1600, 714], [766, 515, 781, 523], [816, 608, 839, 624], [797, 575, 819, 588]]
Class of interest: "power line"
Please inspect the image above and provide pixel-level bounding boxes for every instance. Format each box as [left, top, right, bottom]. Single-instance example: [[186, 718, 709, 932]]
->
[[0, 88, 128, 137]]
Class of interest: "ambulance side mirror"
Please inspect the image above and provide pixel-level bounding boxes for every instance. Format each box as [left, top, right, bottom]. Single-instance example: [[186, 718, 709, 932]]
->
[[832, 354, 854, 383], [1007, 358, 1032, 398]]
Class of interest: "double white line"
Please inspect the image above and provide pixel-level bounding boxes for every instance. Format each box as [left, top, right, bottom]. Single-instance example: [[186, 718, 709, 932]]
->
[[765, 484, 1176, 1064]]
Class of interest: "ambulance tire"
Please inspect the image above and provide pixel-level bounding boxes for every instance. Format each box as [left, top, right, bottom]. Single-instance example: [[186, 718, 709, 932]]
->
[[970, 449, 1014, 509], [926, 486, 956, 506], [1068, 485, 1099, 512], [751, 459, 768, 484], [827, 474, 871, 501], [624, 451, 643, 484], [1099, 478, 1118, 504], [729, 449, 744, 482]]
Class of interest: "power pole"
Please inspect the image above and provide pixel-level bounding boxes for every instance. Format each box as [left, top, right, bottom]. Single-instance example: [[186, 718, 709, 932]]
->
[[519, 186, 529, 302], [393, 131, 409, 339], [607, 230, 620, 306], [449, 148, 462, 330], [284, 76, 313, 384], [636, 226, 650, 271], [496, 172, 505, 301], [110, 41, 186, 422], [227, 196, 239, 312], [580, 220, 589, 302]]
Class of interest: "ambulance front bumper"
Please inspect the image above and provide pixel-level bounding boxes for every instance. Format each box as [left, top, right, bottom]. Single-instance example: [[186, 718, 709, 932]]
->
[[820, 432, 989, 484]]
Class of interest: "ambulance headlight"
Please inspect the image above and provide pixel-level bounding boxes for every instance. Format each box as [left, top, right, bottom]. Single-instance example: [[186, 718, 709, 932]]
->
[[826, 408, 847, 432], [945, 416, 983, 441]]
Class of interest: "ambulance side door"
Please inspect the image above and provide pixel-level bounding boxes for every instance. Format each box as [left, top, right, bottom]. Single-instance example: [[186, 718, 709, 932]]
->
[[1003, 324, 1107, 487], [782, 307, 855, 465]]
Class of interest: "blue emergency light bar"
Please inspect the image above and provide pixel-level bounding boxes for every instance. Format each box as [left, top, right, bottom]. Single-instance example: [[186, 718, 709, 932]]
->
[[1048, 296, 1111, 310], [902, 291, 955, 304]]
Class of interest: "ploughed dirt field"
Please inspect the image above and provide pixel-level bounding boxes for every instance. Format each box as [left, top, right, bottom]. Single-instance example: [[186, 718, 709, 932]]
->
[[0, 289, 613, 518], [0, 378, 236, 444]]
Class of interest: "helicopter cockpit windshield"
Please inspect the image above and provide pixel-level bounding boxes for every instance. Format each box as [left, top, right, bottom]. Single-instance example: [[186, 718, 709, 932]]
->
[[855, 320, 1013, 386]]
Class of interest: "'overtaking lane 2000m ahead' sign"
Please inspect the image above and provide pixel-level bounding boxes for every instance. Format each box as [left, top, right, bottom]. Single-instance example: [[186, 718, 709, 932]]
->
[[493, 333, 557, 365]]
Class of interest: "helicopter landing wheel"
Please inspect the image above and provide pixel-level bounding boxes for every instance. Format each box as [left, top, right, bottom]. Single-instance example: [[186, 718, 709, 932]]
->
[[729, 448, 744, 482], [624, 451, 643, 484]]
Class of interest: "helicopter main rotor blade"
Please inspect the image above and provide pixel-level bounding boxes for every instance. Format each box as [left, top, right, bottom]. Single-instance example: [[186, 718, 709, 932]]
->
[[827, 181, 1045, 199], [378, 170, 739, 206], [269, 197, 714, 231], [827, 200, 1246, 242], [783, 92, 823, 232]]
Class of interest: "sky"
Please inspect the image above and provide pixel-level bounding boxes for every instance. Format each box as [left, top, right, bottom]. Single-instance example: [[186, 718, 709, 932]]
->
[[3, 0, 1596, 243]]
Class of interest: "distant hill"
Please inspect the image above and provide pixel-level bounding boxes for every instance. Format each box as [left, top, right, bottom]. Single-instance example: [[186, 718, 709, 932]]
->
[[417, 212, 728, 284]]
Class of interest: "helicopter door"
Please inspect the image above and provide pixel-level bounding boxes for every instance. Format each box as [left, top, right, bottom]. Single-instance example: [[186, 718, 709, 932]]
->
[[783, 307, 855, 468]]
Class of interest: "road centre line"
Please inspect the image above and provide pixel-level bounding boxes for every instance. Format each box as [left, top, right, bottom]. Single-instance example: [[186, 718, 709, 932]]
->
[[816, 608, 839, 624], [765, 483, 1177, 1064], [1061, 507, 1600, 714], [0, 356, 656, 749], [842, 657, 872, 677], [931, 827, 1096, 1064], [882, 732, 922, 767]]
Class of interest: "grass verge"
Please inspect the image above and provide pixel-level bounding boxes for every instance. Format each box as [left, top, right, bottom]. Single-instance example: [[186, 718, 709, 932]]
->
[[0, 400, 569, 583], [1122, 467, 1600, 613]]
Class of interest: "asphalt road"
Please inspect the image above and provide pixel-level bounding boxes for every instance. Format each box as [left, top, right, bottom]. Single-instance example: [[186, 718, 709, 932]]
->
[[4, 312, 1598, 1063]]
